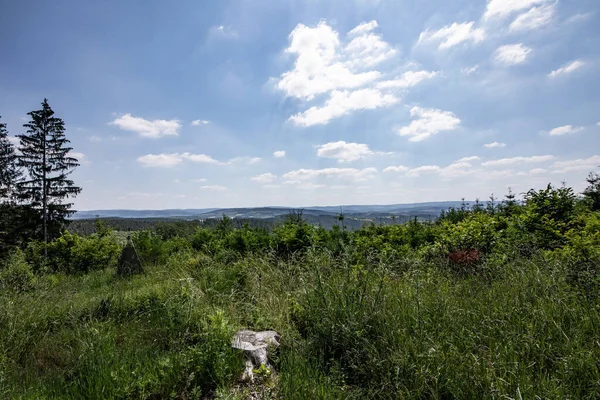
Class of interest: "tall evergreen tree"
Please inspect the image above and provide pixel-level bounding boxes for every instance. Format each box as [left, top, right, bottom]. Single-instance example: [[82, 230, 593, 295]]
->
[[17, 99, 81, 244], [0, 116, 21, 202]]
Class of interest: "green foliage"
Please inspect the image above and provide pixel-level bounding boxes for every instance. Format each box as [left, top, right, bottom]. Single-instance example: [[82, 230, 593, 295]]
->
[[0, 249, 35, 293], [26, 231, 121, 274], [2, 174, 600, 398], [583, 171, 600, 211], [17, 99, 81, 242]]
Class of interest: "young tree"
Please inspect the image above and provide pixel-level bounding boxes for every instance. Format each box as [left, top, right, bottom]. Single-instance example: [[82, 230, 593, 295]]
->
[[582, 170, 600, 211], [17, 99, 81, 245], [0, 116, 21, 202]]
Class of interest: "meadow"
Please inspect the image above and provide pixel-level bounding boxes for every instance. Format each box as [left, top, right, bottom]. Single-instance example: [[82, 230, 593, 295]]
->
[[1, 182, 599, 399]]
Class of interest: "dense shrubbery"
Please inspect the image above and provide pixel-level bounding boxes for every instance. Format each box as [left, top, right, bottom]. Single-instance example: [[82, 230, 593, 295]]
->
[[1, 175, 600, 398]]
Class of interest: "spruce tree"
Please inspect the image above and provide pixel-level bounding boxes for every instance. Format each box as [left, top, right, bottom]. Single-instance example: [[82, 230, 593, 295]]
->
[[0, 116, 21, 202], [17, 99, 81, 244]]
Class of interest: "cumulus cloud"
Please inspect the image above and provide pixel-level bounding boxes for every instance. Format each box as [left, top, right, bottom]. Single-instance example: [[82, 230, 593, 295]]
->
[[289, 88, 398, 126], [551, 156, 600, 173], [273, 150, 286, 158], [137, 153, 184, 168], [137, 152, 224, 167], [283, 167, 377, 182], [418, 22, 485, 49], [111, 114, 181, 138], [406, 165, 441, 177], [549, 60, 585, 78], [191, 119, 210, 126], [484, 142, 507, 148], [495, 44, 531, 65], [275, 21, 392, 101], [509, 3, 555, 31], [316, 141, 385, 163], [229, 156, 262, 164], [376, 70, 438, 89], [548, 125, 584, 136], [251, 173, 277, 184], [484, 0, 549, 20], [383, 165, 409, 173], [482, 155, 554, 167], [397, 107, 461, 142], [274, 20, 406, 126]]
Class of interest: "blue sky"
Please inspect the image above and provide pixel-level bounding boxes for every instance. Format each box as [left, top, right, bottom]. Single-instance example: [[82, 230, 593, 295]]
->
[[1, 0, 599, 210]]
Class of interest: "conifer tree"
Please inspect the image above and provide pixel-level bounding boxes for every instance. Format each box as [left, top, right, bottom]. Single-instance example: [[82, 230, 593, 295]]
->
[[17, 99, 81, 244], [0, 116, 21, 202]]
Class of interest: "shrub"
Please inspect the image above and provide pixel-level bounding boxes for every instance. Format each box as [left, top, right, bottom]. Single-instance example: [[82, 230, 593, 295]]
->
[[26, 231, 122, 274], [0, 250, 35, 292]]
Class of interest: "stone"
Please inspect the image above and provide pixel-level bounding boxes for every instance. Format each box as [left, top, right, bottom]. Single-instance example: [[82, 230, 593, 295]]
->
[[116, 238, 144, 276], [232, 330, 280, 382]]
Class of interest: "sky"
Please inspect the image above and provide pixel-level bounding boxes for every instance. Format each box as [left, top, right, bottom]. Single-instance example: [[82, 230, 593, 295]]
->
[[0, 0, 599, 210]]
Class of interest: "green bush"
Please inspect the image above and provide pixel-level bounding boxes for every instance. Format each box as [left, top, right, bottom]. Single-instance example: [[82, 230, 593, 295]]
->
[[0, 250, 35, 293], [26, 231, 121, 274]]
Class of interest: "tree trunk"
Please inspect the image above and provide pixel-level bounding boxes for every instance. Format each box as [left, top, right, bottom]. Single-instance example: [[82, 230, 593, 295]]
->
[[42, 121, 47, 257]]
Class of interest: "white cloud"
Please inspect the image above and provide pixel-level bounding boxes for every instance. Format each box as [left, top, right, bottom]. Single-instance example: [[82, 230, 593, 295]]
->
[[344, 24, 397, 68], [509, 3, 555, 32], [397, 107, 461, 142], [376, 70, 438, 89], [209, 25, 238, 39], [462, 65, 479, 75], [182, 153, 223, 164], [484, 142, 507, 148], [482, 155, 554, 167], [137, 152, 224, 167], [548, 125, 584, 136], [110, 114, 181, 138], [189, 178, 207, 183], [289, 88, 398, 126], [229, 156, 262, 164], [273, 150, 286, 158], [406, 165, 441, 177], [549, 60, 585, 78], [137, 153, 184, 168], [68, 152, 86, 161], [200, 185, 228, 191], [316, 141, 378, 163], [456, 156, 480, 162], [191, 119, 210, 126], [495, 44, 531, 65], [283, 167, 377, 182], [274, 20, 402, 125], [383, 165, 409, 173], [484, 0, 549, 20], [251, 173, 277, 183], [418, 22, 485, 49], [348, 20, 379, 36], [275, 21, 391, 101], [551, 156, 600, 173], [89, 136, 102, 142]]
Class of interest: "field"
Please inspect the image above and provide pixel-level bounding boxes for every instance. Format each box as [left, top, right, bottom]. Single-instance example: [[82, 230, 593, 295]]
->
[[1, 185, 600, 399]]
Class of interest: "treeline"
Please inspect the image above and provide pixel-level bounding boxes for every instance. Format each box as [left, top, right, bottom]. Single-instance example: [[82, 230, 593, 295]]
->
[[0, 99, 81, 257], [67, 216, 277, 236]]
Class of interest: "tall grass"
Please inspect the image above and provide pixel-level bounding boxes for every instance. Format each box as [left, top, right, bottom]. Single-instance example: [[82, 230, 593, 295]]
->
[[1, 237, 599, 398]]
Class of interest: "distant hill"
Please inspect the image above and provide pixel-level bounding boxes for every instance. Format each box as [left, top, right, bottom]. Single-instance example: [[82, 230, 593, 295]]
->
[[72, 202, 467, 228]]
